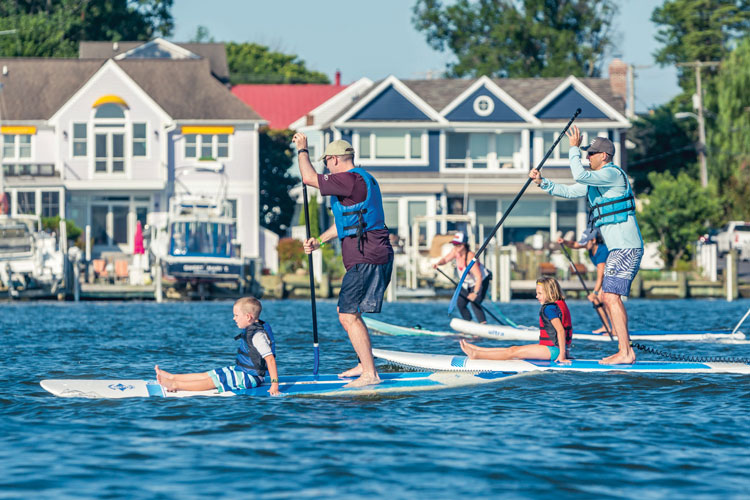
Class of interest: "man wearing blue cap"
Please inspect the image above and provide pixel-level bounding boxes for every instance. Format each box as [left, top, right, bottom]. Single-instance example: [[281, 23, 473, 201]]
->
[[530, 125, 643, 364], [558, 227, 611, 334]]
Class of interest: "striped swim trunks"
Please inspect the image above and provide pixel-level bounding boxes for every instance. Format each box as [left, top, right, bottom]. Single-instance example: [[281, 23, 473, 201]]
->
[[602, 248, 643, 297], [208, 366, 262, 393]]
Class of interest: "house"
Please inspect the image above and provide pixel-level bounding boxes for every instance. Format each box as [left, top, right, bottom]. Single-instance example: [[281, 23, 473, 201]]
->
[[0, 39, 266, 271], [305, 61, 632, 250]]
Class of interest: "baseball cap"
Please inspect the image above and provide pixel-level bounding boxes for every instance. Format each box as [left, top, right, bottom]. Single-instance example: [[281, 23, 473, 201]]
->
[[451, 232, 468, 245], [580, 136, 615, 156], [578, 227, 600, 245], [319, 140, 355, 160]]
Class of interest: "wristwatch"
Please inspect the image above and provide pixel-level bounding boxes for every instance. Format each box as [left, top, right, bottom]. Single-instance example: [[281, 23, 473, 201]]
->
[[297, 148, 309, 155]]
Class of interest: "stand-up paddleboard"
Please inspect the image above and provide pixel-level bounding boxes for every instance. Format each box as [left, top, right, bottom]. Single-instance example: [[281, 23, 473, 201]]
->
[[364, 316, 457, 337], [449, 318, 748, 343], [372, 348, 750, 375], [40, 371, 524, 399]]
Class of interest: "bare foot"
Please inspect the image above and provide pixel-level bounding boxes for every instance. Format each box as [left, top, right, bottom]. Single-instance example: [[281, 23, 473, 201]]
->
[[460, 339, 479, 359], [343, 374, 382, 388], [338, 364, 363, 379], [600, 351, 636, 365], [592, 327, 607, 334], [160, 378, 179, 392], [154, 365, 174, 386]]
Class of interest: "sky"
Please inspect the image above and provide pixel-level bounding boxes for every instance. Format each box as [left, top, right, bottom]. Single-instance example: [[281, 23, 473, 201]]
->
[[169, 0, 679, 114]]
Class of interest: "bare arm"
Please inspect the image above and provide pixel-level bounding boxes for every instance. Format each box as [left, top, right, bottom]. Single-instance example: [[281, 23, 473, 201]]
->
[[264, 354, 281, 396], [433, 247, 457, 268], [467, 251, 483, 294], [557, 237, 584, 249], [303, 224, 338, 254], [550, 317, 569, 363], [292, 132, 320, 188]]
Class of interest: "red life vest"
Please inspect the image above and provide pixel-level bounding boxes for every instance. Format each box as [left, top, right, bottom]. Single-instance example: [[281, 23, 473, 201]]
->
[[538, 299, 573, 347]]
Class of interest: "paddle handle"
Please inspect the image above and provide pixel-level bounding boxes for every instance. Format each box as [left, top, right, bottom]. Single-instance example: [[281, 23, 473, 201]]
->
[[302, 184, 320, 375]]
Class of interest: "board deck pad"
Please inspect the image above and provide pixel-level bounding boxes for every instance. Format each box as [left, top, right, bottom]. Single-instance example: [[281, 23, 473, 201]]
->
[[40, 370, 524, 399]]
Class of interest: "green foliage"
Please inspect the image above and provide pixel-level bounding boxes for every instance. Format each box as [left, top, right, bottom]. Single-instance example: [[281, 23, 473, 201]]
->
[[705, 35, 750, 220], [652, 0, 750, 93], [639, 171, 722, 268], [297, 194, 320, 238], [41, 216, 83, 242], [412, 0, 619, 78], [259, 127, 297, 236], [189, 25, 214, 43], [627, 104, 699, 193], [0, 0, 174, 57], [226, 42, 330, 84], [277, 237, 305, 274]]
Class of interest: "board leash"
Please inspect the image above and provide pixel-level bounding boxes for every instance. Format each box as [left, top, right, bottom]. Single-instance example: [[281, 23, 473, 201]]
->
[[631, 342, 750, 365]]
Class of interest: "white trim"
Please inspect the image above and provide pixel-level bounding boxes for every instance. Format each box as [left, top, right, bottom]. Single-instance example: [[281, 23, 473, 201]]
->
[[473, 95, 494, 116], [65, 180, 165, 190], [114, 38, 199, 60], [335, 75, 447, 125], [439, 76, 541, 124], [529, 76, 630, 124], [49, 59, 173, 125], [288, 77, 374, 130]]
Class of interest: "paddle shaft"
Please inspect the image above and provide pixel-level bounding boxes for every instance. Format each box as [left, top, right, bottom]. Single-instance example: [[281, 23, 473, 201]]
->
[[435, 267, 503, 324], [559, 243, 613, 339], [302, 184, 320, 375], [449, 108, 581, 313]]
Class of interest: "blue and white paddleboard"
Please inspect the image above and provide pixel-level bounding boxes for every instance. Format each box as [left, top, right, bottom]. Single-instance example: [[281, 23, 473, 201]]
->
[[364, 316, 456, 337], [449, 318, 747, 343], [373, 348, 750, 375], [40, 371, 523, 399]]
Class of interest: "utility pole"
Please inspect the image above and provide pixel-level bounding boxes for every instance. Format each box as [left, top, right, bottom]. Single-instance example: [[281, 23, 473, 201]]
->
[[676, 61, 721, 188], [625, 64, 652, 119]]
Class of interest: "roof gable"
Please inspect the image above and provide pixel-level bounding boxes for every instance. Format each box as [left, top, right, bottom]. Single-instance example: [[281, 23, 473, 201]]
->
[[114, 38, 199, 60], [530, 76, 627, 122], [351, 84, 431, 121], [441, 77, 537, 123]]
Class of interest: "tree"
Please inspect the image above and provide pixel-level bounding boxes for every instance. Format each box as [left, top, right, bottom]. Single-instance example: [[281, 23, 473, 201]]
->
[[639, 171, 722, 268], [189, 25, 214, 43], [258, 128, 298, 236], [0, 0, 174, 58], [626, 104, 699, 193], [652, 0, 750, 93], [705, 35, 750, 220], [226, 42, 329, 84], [412, 0, 619, 78]]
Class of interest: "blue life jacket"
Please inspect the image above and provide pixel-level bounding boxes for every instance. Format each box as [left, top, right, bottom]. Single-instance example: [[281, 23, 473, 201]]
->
[[588, 164, 636, 228], [330, 168, 387, 247], [234, 320, 276, 377]]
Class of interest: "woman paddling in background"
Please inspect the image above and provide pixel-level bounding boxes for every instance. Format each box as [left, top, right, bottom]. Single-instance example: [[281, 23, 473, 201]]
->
[[460, 277, 572, 363], [433, 231, 492, 324]]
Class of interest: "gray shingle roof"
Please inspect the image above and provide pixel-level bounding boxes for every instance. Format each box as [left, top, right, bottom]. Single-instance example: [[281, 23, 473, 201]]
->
[[0, 58, 260, 121], [79, 41, 230, 82], [331, 77, 625, 123]]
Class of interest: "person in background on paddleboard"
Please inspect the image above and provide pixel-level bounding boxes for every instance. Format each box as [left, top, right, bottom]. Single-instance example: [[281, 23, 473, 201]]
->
[[558, 227, 611, 334], [460, 277, 572, 363], [155, 297, 281, 396], [529, 126, 643, 364], [292, 134, 394, 388], [433, 231, 492, 324]]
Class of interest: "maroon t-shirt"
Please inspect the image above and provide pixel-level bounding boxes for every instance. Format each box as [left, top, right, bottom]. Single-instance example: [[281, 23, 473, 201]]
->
[[317, 171, 393, 270]]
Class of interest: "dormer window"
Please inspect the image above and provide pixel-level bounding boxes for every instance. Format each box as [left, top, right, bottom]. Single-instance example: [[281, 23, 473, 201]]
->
[[92, 97, 128, 174]]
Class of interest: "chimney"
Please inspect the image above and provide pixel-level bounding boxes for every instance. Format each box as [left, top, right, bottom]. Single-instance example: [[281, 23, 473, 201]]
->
[[608, 58, 628, 98], [335, 70, 341, 86]]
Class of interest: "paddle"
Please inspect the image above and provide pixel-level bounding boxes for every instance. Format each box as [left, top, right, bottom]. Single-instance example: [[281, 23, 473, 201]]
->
[[302, 184, 320, 376], [731, 304, 750, 336], [448, 108, 582, 313], [558, 242, 613, 340], [435, 266, 508, 326]]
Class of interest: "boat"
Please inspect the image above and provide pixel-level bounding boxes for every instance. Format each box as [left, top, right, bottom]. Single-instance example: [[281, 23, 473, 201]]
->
[[40, 370, 524, 398], [363, 316, 457, 337], [151, 164, 244, 291], [0, 214, 64, 298], [449, 318, 748, 343], [373, 348, 750, 375]]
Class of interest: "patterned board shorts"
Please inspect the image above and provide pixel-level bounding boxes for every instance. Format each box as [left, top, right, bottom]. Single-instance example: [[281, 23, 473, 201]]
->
[[602, 248, 644, 297], [208, 366, 261, 393]]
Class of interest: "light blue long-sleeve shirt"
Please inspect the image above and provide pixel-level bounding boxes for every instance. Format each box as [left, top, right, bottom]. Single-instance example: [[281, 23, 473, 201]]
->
[[539, 146, 643, 250]]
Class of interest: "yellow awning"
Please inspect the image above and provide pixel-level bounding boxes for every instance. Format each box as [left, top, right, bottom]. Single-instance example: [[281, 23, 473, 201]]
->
[[92, 95, 129, 108], [181, 126, 235, 135], [1, 125, 36, 135]]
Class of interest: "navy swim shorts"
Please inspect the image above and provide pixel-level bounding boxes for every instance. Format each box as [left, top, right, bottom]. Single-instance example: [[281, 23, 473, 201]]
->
[[338, 260, 393, 314]]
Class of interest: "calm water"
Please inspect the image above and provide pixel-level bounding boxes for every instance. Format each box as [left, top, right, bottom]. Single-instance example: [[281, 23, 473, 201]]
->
[[2, 298, 750, 499]]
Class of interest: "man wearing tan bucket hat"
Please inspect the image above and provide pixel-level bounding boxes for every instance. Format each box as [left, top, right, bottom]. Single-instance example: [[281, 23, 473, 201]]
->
[[292, 133, 393, 387]]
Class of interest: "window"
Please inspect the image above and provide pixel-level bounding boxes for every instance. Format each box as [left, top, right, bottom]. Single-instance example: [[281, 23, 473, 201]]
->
[[496, 133, 521, 168], [3, 134, 32, 159], [446, 132, 522, 170], [543, 129, 603, 161], [41, 192, 60, 218], [184, 134, 230, 160], [383, 200, 399, 235], [93, 103, 126, 174], [132, 123, 146, 157], [475, 200, 498, 233], [16, 191, 36, 215], [73, 123, 87, 157], [357, 130, 425, 161]]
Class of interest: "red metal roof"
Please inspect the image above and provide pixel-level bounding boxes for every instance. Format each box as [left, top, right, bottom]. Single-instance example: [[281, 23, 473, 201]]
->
[[231, 84, 348, 129]]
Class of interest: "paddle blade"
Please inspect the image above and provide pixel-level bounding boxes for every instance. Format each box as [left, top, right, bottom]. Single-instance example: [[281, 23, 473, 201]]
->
[[313, 344, 319, 377], [448, 259, 475, 313]]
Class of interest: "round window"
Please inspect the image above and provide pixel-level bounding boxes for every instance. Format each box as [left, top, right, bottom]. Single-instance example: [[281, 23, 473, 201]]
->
[[473, 95, 494, 117]]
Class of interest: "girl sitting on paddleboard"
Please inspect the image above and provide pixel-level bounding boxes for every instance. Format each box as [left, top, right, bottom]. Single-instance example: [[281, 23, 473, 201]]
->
[[460, 277, 572, 364]]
